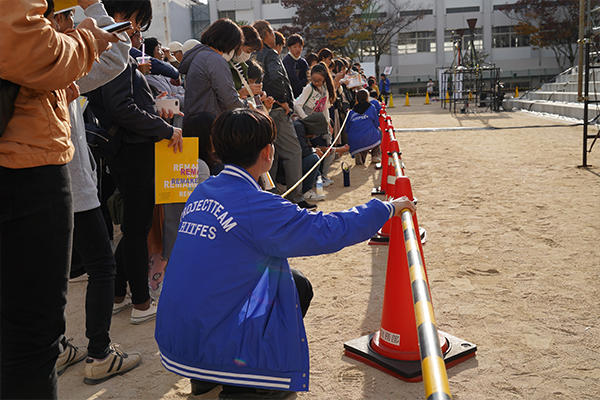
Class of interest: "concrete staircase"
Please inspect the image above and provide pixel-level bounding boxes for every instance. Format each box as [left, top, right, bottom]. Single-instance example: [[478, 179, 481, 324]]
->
[[504, 66, 600, 121]]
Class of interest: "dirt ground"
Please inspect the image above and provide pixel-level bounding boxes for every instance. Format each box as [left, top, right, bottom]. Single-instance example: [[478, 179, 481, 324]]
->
[[59, 100, 600, 399]]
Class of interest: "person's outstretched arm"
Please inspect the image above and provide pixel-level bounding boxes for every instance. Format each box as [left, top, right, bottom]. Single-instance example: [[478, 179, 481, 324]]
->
[[250, 195, 415, 258]]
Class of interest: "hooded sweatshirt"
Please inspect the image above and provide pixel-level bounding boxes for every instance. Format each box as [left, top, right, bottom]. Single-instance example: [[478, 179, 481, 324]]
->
[[179, 43, 244, 118]]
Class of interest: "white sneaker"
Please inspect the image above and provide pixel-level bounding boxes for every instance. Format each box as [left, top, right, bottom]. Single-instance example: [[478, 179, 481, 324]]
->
[[112, 296, 132, 315], [321, 177, 334, 187], [304, 190, 325, 201], [130, 301, 158, 324]]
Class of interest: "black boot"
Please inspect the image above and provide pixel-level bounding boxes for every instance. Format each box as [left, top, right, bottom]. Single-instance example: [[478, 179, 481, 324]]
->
[[190, 379, 219, 395], [219, 385, 295, 399]]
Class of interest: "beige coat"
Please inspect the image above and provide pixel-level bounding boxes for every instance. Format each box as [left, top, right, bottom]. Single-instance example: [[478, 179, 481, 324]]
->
[[0, 0, 100, 168]]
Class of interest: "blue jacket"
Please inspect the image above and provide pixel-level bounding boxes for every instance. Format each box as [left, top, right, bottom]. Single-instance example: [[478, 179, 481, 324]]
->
[[346, 104, 382, 156], [130, 47, 180, 80], [379, 78, 390, 94], [370, 99, 382, 114], [155, 164, 393, 392]]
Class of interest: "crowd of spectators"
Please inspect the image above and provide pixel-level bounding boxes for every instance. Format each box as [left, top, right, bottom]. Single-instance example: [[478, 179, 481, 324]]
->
[[0, 1, 392, 398]]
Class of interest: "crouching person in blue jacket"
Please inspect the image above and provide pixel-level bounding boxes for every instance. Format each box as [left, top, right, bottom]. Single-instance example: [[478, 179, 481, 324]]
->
[[155, 108, 415, 399]]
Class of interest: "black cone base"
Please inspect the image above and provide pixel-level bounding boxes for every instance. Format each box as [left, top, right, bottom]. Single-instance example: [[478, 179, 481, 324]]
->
[[371, 187, 385, 196], [343, 331, 476, 382], [368, 233, 390, 246]]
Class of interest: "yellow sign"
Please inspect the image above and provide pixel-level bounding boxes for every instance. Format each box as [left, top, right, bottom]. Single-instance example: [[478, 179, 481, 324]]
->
[[155, 138, 199, 204], [54, 0, 78, 12]]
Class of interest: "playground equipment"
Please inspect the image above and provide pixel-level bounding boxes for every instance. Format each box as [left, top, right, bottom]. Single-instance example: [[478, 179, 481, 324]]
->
[[438, 18, 503, 114], [345, 116, 477, 396]]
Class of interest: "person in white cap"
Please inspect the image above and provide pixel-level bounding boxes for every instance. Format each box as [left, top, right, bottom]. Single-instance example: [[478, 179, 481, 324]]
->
[[182, 38, 200, 55], [168, 40, 184, 63]]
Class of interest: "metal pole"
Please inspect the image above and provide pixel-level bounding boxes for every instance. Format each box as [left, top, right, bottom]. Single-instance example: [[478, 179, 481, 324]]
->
[[582, 40, 590, 167], [400, 210, 452, 400], [578, 0, 586, 102]]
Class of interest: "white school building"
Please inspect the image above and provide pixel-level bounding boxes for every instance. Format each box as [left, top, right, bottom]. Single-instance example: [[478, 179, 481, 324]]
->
[[131, 0, 564, 87]]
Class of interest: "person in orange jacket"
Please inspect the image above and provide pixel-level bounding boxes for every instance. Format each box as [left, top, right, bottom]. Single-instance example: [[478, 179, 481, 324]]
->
[[0, 0, 118, 398]]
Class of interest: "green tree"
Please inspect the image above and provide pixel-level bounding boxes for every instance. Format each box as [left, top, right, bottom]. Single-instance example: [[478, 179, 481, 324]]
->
[[499, 0, 599, 71], [350, 0, 426, 77], [281, 0, 362, 55]]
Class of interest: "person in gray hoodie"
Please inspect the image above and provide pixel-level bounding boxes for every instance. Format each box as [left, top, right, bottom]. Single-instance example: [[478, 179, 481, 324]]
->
[[54, 0, 141, 384], [179, 18, 245, 119]]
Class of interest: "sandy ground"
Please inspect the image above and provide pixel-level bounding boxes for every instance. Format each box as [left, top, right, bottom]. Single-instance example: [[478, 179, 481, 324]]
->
[[59, 100, 600, 399]]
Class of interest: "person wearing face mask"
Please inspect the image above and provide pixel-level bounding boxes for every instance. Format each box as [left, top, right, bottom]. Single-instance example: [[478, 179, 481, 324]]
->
[[229, 25, 263, 100], [179, 18, 245, 119], [283, 34, 309, 99]]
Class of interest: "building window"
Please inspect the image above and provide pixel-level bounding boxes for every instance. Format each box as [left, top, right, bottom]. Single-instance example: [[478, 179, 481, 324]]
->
[[492, 26, 530, 48], [399, 9, 433, 17], [446, 6, 480, 14], [263, 0, 279, 3], [444, 28, 483, 52], [218, 10, 236, 20], [397, 31, 436, 54]]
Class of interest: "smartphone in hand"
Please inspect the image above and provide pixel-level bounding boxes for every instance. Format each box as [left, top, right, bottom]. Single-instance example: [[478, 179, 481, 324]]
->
[[103, 21, 132, 33], [155, 98, 180, 115]]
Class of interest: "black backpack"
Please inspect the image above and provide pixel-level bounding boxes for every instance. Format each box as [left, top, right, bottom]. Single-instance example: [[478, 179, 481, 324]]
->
[[0, 78, 21, 136]]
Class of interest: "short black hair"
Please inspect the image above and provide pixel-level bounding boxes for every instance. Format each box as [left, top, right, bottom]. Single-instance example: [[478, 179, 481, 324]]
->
[[246, 59, 263, 83], [369, 90, 378, 98], [212, 109, 276, 169], [274, 31, 285, 46], [104, 0, 153, 32], [305, 53, 318, 66], [317, 48, 333, 62], [201, 18, 243, 54], [287, 34, 304, 48], [143, 37, 160, 58], [44, 0, 54, 17], [241, 25, 262, 52], [356, 89, 369, 103]]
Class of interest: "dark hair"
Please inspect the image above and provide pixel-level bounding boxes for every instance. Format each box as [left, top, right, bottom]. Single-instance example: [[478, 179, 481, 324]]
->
[[201, 18, 243, 54], [305, 53, 318, 66], [183, 112, 219, 170], [369, 90, 378, 98], [287, 34, 304, 48], [241, 25, 262, 52], [274, 31, 285, 47], [246, 59, 263, 83], [144, 37, 160, 58], [317, 48, 333, 62], [44, 0, 54, 17], [353, 89, 371, 114], [380, 73, 386, 77], [311, 63, 336, 103], [212, 109, 277, 168], [331, 59, 345, 74], [104, 0, 153, 32], [252, 20, 272, 41]]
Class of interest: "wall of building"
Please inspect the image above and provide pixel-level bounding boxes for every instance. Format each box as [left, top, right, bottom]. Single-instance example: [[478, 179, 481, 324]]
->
[[201, 0, 565, 85]]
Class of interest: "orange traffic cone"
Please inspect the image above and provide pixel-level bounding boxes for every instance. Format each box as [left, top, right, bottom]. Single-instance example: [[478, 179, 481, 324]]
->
[[425, 92, 430, 105], [345, 174, 477, 381], [372, 114, 391, 196]]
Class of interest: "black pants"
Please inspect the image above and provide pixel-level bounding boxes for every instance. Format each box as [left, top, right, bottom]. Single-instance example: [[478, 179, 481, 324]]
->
[[110, 142, 155, 305], [291, 269, 313, 318], [0, 165, 72, 399], [73, 207, 116, 358]]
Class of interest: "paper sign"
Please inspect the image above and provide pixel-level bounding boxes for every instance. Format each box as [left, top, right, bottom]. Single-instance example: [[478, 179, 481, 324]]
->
[[54, 0, 78, 12], [384, 66, 393, 75], [155, 138, 199, 204]]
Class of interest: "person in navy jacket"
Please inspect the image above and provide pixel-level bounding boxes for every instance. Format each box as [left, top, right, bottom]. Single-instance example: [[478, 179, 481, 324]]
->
[[155, 108, 415, 399], [347, 89, 383, 166]]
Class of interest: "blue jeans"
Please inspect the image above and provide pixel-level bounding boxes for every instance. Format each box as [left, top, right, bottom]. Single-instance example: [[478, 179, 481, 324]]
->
[[302, 153, 320, 194]]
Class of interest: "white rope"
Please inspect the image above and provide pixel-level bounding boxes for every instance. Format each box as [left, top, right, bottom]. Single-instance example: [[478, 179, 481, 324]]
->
[[282, 111, 350, 199]]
